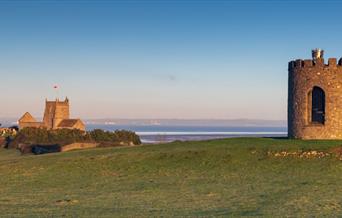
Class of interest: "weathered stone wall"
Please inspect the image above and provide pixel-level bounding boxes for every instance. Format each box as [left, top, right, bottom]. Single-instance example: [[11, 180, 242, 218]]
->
[[61, 143, 99, 152], [53, 101, 70, 128], [19, 122, 45, 129], [288, 57, 342, 139], [42, 99, 70, 129], [43, 101, 56, 129]]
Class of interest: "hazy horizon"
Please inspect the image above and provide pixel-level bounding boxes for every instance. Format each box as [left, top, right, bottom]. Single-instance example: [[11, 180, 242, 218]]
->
[[2, 1, 342, 119], [1, 116, 286, 128]]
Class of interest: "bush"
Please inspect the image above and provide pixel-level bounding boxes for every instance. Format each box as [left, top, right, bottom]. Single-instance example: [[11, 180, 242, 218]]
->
[[114, 130, 141, 145], [8, 127, 141, 149], [89, 129, 141, 145], [89, 129, 117, 142]]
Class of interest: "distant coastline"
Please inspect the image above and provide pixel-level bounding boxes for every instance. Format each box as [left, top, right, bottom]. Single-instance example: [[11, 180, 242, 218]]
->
[[86, 124, 287, 143], [84, 118, 286, 127], [0, 118, 286, 127]]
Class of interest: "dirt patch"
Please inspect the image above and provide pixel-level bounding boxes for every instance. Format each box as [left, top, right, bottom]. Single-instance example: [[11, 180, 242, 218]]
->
[[101, 170, 119, 177], [55, 199, 79, 206]]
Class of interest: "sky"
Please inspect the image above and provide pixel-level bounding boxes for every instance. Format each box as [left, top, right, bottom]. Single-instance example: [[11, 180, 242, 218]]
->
[[1, 0, 342, 120]]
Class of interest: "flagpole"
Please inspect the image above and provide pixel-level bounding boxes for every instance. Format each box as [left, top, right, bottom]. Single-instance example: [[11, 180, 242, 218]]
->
[[54, 85, 59, 100]]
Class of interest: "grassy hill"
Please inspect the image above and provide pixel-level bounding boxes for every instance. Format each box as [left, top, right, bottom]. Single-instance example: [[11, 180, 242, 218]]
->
[[1, 137, 342, 217]]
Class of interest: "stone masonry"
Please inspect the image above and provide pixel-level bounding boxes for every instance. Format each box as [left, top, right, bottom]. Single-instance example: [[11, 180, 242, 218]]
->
[[288, 49, 342, 139]]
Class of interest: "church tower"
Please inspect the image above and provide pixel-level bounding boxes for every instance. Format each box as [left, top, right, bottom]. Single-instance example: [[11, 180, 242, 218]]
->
[[43, 97, 70, 129]]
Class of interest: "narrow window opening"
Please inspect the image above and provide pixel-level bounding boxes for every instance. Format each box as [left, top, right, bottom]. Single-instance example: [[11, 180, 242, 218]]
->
[[311, 86, 325, 124]]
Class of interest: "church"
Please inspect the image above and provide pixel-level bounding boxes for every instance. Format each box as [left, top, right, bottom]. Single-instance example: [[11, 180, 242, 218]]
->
[[18, 97, 85, 131]]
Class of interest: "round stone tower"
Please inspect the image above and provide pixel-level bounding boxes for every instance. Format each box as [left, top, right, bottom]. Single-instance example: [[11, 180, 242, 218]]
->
[[288, 49, 342, 139]]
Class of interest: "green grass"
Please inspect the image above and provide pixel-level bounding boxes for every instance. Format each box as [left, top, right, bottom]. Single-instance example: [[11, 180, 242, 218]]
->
[[1, 137, 342, 217]]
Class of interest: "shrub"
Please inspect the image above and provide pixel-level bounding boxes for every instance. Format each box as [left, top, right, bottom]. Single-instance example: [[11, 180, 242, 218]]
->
[[89, 129, 117, 142], [114, 130, 141, 145], [89, 129, 141, 145], [8, 127, 141, 149]]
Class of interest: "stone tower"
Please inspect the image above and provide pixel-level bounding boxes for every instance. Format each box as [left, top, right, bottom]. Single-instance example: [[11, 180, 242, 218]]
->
[[288, 49, 342, 139], [43, 98, 70, 129]]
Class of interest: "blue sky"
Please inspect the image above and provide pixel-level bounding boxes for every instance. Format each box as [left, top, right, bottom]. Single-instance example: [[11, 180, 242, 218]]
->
[[1, 0, 342, 119]]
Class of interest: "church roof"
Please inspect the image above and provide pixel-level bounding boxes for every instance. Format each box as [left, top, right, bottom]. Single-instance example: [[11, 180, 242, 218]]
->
[[58, 119, 84, 128], [19, 112, 37, 123]]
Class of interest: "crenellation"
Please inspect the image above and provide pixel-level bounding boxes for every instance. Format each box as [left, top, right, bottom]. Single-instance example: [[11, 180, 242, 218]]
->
[[295, 59, 303, 68], [328, 58, 337, 67], [288, 61, 295, 70], [289, 58, 342, 70]]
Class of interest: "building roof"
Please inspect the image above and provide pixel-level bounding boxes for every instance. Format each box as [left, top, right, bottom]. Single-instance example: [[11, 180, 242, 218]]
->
[[58, 119, 84, 128], [19, 112, 36, 123]]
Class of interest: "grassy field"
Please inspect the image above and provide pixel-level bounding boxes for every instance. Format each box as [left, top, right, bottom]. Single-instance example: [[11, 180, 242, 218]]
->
[[1, 137, 342, 217]]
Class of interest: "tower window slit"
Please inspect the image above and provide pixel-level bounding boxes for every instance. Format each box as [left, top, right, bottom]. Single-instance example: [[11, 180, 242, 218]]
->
[[311, 86, 325, 124]]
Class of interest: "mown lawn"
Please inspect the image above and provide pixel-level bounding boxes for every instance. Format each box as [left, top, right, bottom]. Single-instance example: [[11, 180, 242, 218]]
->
[[1, 137, 342, 217]]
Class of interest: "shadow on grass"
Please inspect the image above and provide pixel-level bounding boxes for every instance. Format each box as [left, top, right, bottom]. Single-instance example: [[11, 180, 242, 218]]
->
[[263, 137, 289, 140]]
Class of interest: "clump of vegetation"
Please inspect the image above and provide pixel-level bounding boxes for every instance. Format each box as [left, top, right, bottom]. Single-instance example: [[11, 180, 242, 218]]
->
[[0, 127, 19, 148], [90, 129, 141, 146], [0, 127, 18, 138], [8, 127, 141, 149]]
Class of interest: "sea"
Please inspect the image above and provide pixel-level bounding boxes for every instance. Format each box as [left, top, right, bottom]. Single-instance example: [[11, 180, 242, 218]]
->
[[86, 124, 287, 144]]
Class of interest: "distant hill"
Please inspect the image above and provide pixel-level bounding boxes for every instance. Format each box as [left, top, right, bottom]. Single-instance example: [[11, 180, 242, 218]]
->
[[0, 118, 286, 127], [84, 119, 287, 127]]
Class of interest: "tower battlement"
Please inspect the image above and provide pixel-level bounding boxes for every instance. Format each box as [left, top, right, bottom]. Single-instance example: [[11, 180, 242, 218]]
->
[[288, 58, 342, 70], [46, 97, 69, 105]]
